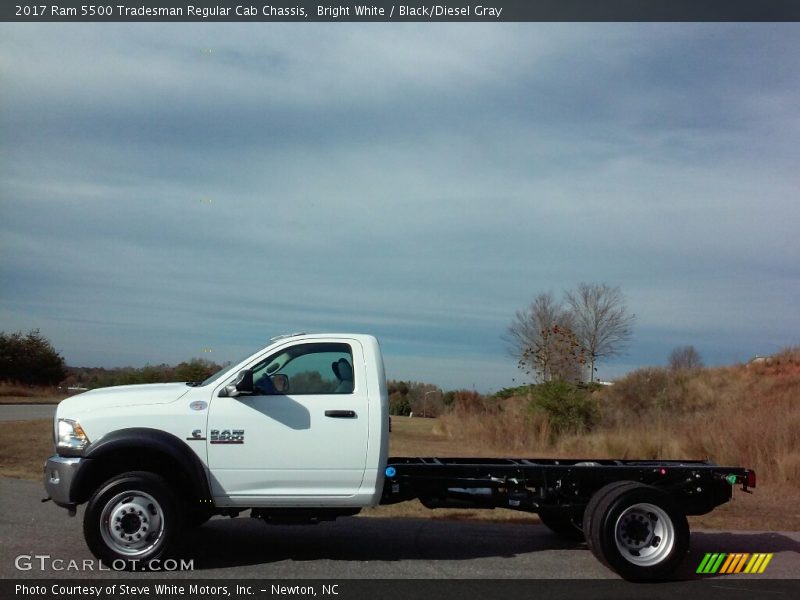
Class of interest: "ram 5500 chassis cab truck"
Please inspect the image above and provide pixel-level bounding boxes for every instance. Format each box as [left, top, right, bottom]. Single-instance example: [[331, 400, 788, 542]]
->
[[44, 333, 755, 581]]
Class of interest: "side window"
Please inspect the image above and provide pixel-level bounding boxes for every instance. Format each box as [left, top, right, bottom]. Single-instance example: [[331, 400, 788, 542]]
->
[[252, 343, 354, 395]]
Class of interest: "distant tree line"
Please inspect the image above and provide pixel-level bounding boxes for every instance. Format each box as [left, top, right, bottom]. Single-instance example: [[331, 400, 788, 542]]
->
[[64, 358, 225, 389], [0, 329, 226, 389], [388, 380, 460, 417], [0, 330, 68, 386]]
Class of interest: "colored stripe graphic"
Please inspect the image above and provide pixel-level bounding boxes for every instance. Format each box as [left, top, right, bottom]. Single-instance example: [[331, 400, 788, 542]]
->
[[696, 553, 714, 573], [745, 553, 774, 574], [732, 553, 750, 573], [699, 553, 773, 574], [720, 553, 749, 573], [758, 554, 774, 573], [711, 553, 726, 573], [719, 554, 736, 573]]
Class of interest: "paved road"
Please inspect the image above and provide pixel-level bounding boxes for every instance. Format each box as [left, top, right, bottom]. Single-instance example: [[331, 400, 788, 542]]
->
[[0, 404, 56, 421], [2, 478, 799, 582]]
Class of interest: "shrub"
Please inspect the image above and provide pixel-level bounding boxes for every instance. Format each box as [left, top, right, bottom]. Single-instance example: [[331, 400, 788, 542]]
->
[[598, 367, 669, 424], [597, 366, 746, 426], [493, 384, 537, 399], [528, 381, 599, 435]]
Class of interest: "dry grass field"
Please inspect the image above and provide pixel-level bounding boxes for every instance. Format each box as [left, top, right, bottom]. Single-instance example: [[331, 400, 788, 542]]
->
[[0, 383, 65, 404], [3, 348, 798, 532], [428, 349, 800, 531], [0, 419, 53, 479], [0, 416, 793, 529]]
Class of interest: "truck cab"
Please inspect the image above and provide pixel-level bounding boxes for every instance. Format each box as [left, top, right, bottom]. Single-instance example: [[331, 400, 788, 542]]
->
[[44, 334, 389, 568], [201, 334, 389, 506]]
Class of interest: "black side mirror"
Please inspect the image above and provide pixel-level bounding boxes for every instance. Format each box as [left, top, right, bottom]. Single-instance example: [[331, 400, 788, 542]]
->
[[234, 369, 254, 393], [220, 369, 254, 397]]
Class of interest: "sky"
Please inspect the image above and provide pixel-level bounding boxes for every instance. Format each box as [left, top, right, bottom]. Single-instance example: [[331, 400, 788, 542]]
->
[[1, 23, 799, 392]]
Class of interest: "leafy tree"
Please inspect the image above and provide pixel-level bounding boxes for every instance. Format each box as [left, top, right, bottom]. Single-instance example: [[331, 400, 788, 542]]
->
[[669, 345, 704, 371], [389, 391, 412, 416], [506, 292, 583, 382], [0, 329, 67, 386], [388, 380, 409, 396], [519, 324, 587, 383]]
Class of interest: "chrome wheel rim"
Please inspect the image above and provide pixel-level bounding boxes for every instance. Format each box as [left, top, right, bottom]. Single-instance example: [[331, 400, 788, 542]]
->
[[100, 491, 164, 557], [614, 502, 675, 567]]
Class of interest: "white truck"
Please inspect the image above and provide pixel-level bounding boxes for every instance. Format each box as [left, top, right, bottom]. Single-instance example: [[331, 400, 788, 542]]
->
[[44, 333, 755, 581]]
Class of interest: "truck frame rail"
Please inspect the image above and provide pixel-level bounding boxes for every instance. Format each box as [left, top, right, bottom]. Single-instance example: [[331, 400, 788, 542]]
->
[[382, 456, 754, 516]]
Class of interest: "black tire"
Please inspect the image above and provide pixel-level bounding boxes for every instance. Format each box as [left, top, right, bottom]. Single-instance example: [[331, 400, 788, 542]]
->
[[83, 471, 182, 570], [537, 509, 585, 542], [582, 481, 641, 554], [185, 507, 213, 528], [586, 482, 690, 581]]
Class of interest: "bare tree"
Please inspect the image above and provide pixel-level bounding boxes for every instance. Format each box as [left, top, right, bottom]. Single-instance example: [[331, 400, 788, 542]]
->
[[669, 345, 704, 371], [564, 283, 635, 382], [506, 292, 583, 382]]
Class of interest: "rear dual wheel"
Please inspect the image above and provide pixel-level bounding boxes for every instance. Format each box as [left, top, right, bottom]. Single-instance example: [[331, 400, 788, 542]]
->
[[583, 482, 690, 581]]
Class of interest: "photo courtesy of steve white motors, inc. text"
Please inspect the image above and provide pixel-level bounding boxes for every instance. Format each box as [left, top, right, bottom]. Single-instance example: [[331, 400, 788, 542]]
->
[[15, 583, 339, 597]]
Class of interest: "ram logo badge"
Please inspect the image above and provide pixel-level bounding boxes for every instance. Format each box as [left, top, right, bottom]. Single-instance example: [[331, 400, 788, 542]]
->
[[210, 429, 245, 444], [186, 429, 206, 441]]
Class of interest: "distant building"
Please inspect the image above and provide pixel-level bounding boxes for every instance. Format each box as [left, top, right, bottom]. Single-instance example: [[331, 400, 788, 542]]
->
[[747, 355, 773, 367]]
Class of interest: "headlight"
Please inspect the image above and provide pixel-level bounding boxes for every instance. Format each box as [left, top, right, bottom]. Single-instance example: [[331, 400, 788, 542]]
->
[[56, 418, 90, 452]]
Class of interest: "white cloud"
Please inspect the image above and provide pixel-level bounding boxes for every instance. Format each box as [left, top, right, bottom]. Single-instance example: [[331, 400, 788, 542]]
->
[[2, 23, 799, 390]]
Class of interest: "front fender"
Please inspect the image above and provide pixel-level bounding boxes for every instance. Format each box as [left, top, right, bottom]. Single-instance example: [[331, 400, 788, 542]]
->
[[71, 428, 211, 504]]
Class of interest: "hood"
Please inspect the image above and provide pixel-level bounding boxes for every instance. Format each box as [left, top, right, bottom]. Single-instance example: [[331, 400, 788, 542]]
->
[[56, 383, 193, 416]]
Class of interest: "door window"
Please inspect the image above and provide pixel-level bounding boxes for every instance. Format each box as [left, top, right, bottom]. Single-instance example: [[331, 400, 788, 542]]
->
[[251, 343, 354, 395]]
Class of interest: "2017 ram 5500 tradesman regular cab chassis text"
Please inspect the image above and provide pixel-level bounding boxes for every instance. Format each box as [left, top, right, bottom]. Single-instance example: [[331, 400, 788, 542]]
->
[[44, 333, 755, 581]]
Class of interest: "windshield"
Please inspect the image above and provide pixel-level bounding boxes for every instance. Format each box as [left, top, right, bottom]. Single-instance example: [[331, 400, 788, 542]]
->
[[196, 347, 260, 387]]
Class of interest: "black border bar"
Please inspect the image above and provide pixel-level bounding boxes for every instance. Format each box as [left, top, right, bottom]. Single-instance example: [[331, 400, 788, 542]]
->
[[5, 579, 800, 600], [4, 1, 800, 22]]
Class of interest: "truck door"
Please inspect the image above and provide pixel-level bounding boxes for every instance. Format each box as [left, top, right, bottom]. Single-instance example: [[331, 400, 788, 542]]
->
[[207, 339, 369, 500]]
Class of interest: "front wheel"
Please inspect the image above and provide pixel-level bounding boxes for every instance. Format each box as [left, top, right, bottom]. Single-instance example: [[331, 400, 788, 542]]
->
[[586, 483, 689, 581], [83, 471, 182, 570]]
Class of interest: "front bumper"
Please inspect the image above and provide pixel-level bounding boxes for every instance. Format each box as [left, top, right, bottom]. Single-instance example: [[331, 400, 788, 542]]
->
[[43, 455, 84, 510]]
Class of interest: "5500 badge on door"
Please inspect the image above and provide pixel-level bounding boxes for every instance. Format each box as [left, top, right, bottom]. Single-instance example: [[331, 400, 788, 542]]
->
[[210, 429, 245, 444]]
